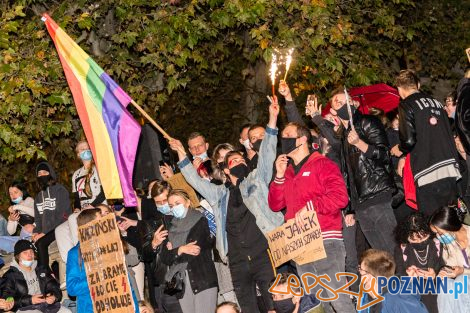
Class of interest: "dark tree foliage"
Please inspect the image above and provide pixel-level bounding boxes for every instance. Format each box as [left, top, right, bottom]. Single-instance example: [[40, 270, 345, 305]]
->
[[1, 0, 469, 207]]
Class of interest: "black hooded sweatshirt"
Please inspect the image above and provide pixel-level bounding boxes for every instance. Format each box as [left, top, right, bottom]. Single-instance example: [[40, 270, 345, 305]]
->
[[34, 162, 71, 234]]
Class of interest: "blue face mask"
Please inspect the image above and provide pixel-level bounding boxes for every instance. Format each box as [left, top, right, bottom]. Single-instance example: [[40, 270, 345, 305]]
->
[[195, 152, 208, 161], [171, 204, 188, 219], [438, 233, 456, 245], [20, 259, 34, 267], [12, 196, 23, 205], [79, 149, 93, 161], [157, 203, 171, 215]]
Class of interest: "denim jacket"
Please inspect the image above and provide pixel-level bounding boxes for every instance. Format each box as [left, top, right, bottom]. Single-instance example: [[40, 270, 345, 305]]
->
[[178, 126, 284, 262]]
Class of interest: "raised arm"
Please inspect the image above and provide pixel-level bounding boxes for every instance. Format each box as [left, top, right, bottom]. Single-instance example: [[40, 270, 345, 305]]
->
[[169, 139, 225, 206], [255, 99, 279, 186], [279, 80, 306, 126]]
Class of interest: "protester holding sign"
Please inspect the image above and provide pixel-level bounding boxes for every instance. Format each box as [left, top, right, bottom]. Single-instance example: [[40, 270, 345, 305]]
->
[[2, 240, 69, 312], [169, 99, 284, 313], [160, 189, 218, 313], [268, 122, 355, 313], [66, 208, 140, 313]]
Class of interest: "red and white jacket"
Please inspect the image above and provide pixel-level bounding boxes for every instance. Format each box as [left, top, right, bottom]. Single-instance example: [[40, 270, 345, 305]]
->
[[268, 152, 348, 240]]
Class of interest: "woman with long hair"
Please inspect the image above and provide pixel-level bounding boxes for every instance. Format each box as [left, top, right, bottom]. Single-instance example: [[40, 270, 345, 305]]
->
[[429, 206, 470, 311], [160, 189, 218, 313], [72, 140, 106, 210], [6, 181, 35, 236], [394, 213, 443, 313], [55, 141, 107, 266], [0, 181, 35, 253]]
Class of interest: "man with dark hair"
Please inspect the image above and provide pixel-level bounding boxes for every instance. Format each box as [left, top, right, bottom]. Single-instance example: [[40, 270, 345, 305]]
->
[[357, 249, 428, 313], [329, 88, 397, 257], [248, 124, 266, 153], [269, 122, 355, 313], [239, 123, 258, 170], [393, 69, 460, 216]]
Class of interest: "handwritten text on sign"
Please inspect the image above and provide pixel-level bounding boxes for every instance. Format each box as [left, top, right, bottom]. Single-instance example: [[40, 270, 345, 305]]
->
[[267, 211, 326, 267], [78, 213, 134, 313]]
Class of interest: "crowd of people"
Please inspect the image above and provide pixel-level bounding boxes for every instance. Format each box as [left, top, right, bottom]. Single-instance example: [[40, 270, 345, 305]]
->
[[0, 68, 469, 313]]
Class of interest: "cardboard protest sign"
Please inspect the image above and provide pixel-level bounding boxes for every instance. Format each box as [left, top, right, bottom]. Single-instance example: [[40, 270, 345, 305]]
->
[[78, 213, 135, 313], [267, 211, 326, 267]]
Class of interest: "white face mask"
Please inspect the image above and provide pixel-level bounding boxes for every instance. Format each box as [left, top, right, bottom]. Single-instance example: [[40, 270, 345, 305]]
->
[[196, 152, 208, 161], [242, 138, 251, 150]]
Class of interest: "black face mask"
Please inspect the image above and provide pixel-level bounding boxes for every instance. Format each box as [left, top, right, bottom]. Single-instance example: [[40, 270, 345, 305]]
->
[[217, 161, 226, 170], [336, 104, 355, 121], [37, 175, 51, 190], [273, 298, 296, 313], [281, 137, 299, 154], [410, 238, 431, 251], [229, 164, 250, 180], [251, 139, 262, 152]]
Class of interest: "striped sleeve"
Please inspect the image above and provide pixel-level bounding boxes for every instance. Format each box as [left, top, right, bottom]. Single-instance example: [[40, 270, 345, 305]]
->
[[273, 176, 286, 184], [322, 230, 343, 240], [306, 200, 314, 211]]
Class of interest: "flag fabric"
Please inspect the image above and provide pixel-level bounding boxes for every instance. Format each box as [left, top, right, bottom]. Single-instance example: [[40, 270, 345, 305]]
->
[[42, 14, 141, 206]]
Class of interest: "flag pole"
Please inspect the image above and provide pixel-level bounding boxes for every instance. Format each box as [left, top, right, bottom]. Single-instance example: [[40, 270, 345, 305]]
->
[[130, 100, 172, 140], [344, 87, 355, 131]]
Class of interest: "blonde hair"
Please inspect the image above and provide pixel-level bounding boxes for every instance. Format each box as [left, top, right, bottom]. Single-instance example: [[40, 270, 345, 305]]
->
[[76, 140, 95, 197], [168, 189, 194, 208]]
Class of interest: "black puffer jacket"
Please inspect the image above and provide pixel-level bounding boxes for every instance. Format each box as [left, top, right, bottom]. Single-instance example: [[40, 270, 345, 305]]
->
[[339, 110, 395, 207], [140, 214, 172, 286], [2, 261, 62, 311]]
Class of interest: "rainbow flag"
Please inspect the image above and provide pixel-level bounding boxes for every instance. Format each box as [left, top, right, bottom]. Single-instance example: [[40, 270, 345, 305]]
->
[[42, 14, 141, 207]]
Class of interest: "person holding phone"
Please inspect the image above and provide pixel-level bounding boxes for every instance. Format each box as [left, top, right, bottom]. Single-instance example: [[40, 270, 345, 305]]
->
[[160, 189, 218, 313], [0, 181, 35, 254], [429, 206, 470, 311], [140, 180, 183, 312], [2, 240, 70, 312], [394, 213, 443, 313]]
